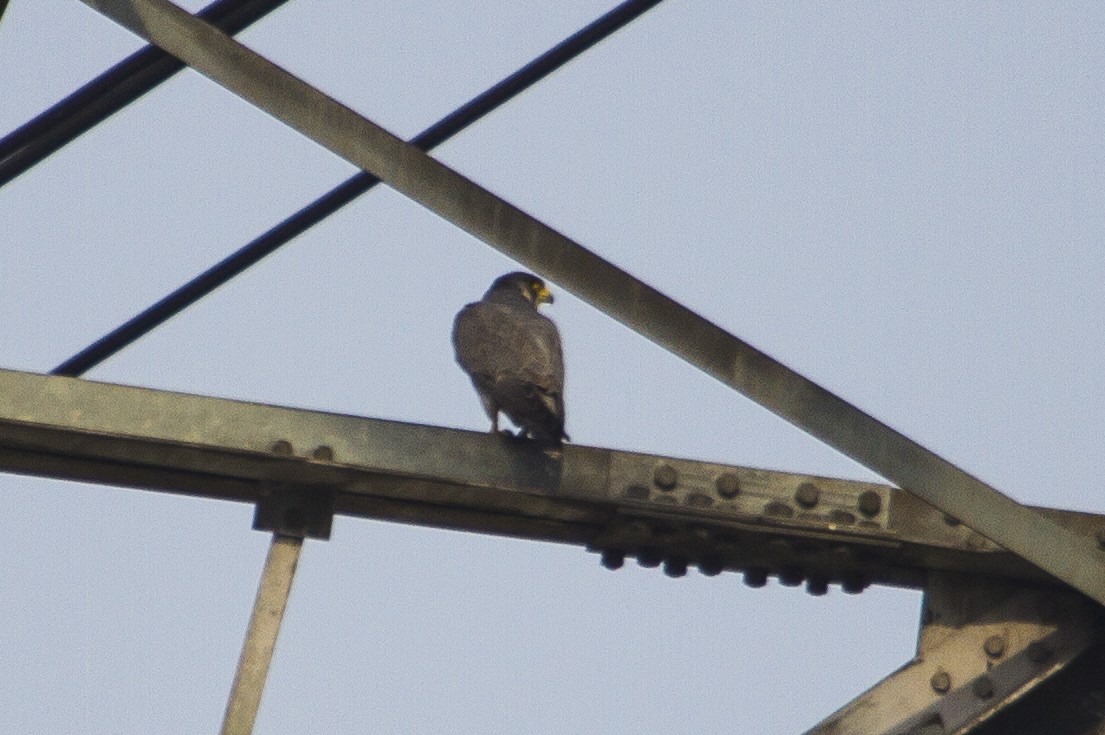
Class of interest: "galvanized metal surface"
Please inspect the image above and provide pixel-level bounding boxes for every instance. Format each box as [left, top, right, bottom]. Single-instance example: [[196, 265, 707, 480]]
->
[[807, 574, 1099, 735], [4, 368, 1105, 592], [78, 0, 1105, 607], [220, 533, 303, 735]]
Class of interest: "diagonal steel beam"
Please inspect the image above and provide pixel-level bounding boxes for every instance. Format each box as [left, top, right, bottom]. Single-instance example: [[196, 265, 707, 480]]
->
[[0, 0, 291, 188], [51, 0, 664, 377], [78, 0, 1105, 605]]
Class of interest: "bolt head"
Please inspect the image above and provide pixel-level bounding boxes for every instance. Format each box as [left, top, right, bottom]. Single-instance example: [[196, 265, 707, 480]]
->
[[743, 568, 768, 588], [653, 464, 678, 490], [930, 670, 951, 694], [858, 490, 882, 517], [795, 482, 820, 508], [716, 472, 741, 499], [270, 439, 294, 456], [311, 445, 334, 461], [806, 578, 829, 596], [600, 549, 625, 570], [983, 634, 1006, 658]]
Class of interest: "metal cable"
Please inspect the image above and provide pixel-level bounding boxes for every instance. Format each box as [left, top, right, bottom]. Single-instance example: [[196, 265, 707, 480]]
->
[[51, 0, 663, 376]]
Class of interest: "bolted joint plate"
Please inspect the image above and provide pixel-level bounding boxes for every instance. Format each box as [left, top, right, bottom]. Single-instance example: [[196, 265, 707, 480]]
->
[[806, 581, 1099, 735], [589, 453, 894, 592]]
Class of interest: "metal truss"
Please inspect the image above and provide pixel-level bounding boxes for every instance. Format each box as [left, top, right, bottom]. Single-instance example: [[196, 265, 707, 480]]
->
[[5, 0, 1105, 733]]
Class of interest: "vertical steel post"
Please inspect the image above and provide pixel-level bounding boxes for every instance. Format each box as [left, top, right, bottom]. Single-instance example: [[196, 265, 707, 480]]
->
[[220, 533, 303, 735]]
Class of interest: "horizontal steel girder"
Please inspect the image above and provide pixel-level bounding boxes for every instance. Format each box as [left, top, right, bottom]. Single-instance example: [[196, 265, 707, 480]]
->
[[2, 368, 1104, 592], [77, 0, 1105, 606]]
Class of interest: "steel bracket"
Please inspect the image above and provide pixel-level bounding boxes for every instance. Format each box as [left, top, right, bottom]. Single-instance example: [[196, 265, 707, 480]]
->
[[807, 573, 1099, 735], [253, 482, 334, 540]]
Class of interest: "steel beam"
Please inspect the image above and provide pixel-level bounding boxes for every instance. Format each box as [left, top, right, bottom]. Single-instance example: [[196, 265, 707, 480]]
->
[[77, 0, 1105, 606], [220, 533, 303, 735], [0, 0, 290, 188], [3, 368, 1105, 592]]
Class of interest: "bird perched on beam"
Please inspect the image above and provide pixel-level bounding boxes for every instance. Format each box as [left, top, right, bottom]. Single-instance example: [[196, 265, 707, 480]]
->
[[452, 272, 568, 446]]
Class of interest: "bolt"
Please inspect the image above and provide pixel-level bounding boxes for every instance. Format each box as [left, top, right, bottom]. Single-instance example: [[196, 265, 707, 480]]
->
[[983, 635, 1006, 658], [795, 482, 820, 508], [716, 472, 741, 499], [663, 558, 688, 578], [930, 670, 951, 694], [653, 464, 678, 491], [697, 558, 723, 577], [744, 568, 768, 588], [841, 574, 868, 595], [971, 676, 995, 700], [311, 445, 334, 461], [271, 439, 294, 456], [806, 578, 829, 596], [858, 490, 882, 517], [600, 549, 625, 570]]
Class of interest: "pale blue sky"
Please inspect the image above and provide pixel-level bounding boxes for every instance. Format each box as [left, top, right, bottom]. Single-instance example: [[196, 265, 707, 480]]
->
[[1, 2, 1103, 733]]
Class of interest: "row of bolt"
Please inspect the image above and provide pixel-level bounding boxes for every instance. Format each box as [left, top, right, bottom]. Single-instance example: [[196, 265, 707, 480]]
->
[[649, 464, 883, 518], [599, 548, 868, 595], [929, 636, 1051, 697]]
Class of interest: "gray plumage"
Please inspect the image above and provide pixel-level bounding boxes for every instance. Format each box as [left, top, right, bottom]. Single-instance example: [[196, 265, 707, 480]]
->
[[452, 272, 568, 445]]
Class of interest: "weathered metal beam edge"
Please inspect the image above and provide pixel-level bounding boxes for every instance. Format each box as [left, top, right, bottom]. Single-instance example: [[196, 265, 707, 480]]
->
[[76, 0, 1105, 605], [2, 368, 1101, 592]]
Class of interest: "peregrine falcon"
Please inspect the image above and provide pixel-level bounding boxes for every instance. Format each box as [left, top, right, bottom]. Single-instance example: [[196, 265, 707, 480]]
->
[[452, 272, 568, 446]]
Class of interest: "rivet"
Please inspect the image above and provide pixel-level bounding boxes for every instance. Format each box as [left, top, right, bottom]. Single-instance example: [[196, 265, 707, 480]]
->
[[663, 558, 688, 578], [795, 482, 820, 508], [972, 676, 995, 700], [311, 445, 334, 461], [930, 670, 951, 694], [270, 439, 294, 456], [653, 464, 678, 491], [743, 568, 768, 588], [806, 578, 829, 596], [858, 490, 882, 517], [600, 549, 625, 570], [715, 472, 741, 499], [983, 634, 1006, 658], [637, 549, 662, 568]]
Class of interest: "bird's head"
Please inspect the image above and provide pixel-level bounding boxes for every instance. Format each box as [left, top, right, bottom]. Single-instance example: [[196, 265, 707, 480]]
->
[[487, 271, 554, 307]]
